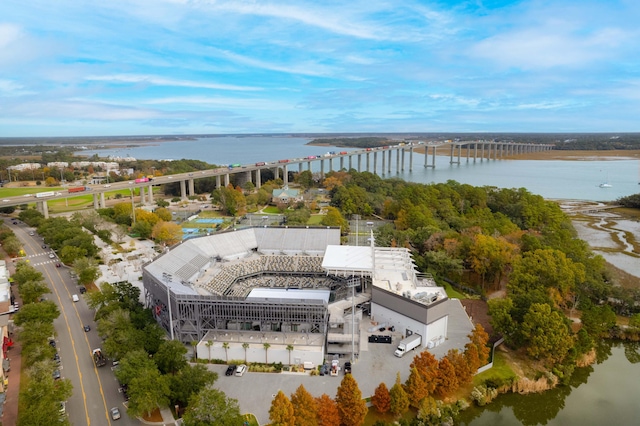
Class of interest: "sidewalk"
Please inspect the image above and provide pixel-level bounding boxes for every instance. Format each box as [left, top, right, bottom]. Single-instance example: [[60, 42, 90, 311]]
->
[[138, 406, 177, 425], [2, 259, 21, 425]]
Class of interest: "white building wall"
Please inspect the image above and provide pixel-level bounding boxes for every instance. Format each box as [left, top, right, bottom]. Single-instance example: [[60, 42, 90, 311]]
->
[[371, 303, 448, 349], [371, 303, 428, 347], [196, 341, 324, 366]]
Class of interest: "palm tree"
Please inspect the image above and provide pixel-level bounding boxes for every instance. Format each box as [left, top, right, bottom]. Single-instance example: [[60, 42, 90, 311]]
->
[[222, 342, 230, 363], [205, 340, 213, 362], [242, 342, 249, 363], [286, 344, 294, 366], [263, 343, 271, 364], [190, 341, 198, 361]]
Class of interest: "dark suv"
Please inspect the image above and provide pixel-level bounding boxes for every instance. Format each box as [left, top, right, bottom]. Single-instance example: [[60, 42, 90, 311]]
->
[[225, 365, 236, 376]]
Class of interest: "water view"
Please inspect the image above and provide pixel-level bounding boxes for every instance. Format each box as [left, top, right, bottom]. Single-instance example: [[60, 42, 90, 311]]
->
[[457, 342, 640, 426], [79, 136, 640, 202]]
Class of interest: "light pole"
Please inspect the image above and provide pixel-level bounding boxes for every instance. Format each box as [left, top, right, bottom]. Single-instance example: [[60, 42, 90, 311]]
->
[[129, 188, 136, 224], [352, 214, 360, 246], [162, 273, 174, 340], [347, 277, 358, 364]]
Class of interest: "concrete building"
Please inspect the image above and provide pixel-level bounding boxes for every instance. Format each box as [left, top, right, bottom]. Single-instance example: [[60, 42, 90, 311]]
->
[[143, 226, 471, 367]]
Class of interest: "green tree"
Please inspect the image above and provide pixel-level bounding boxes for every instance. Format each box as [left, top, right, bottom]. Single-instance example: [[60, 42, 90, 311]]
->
[[335, 373, 367, 426], [222, 342, 230, 362], [291, 384, 318, 426], [242, 342, 249, 363], [371, 382, 391, 414], [269, 390, 295, 426], [264, 342, 271, 364], [14, 301, 59, 326], [73, 256, 100, 286], [155, 339, 188, 375], [521, 303, 573, 363], [286, 344, 294, 365], [581, 305, 617, 337], [321, 206, 349, 234], [127, 366, 170, 418], [468, 233, 519, 291], [182, 387, 243, 426], [18, 280, 50, 304], [168, 364, 218, 410], [389, 373, 410, 416], [151, 221, 183, 246]]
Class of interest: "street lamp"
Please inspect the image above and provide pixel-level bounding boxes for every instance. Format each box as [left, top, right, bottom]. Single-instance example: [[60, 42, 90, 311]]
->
[[347, 277, 359, 364], [352, 214, 360, 246], [129, 188, 136, 224], [162, 273, 174, 340]]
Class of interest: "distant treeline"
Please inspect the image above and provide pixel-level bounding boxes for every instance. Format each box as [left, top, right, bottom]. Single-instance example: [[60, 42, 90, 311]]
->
[[617, 193, 640, 208], [308, 137, 391, 147]]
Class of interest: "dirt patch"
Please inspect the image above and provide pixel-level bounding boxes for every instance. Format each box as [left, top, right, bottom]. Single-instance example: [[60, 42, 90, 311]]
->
[[460, 299, 494, 339], [142, 407, 163, 422]]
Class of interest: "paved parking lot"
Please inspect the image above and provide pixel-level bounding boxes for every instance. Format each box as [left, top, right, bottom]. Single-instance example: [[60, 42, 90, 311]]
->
[[208, 299, 474, 425]]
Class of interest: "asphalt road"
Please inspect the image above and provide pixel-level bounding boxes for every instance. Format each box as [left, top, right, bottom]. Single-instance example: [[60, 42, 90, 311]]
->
[[9, 219, 136, 425]]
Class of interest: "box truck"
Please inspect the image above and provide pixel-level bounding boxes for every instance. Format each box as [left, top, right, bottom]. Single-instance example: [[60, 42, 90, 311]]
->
[[394, 334, 421, 357]]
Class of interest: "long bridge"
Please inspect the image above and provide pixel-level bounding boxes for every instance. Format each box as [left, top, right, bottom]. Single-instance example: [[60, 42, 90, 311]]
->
[[2, 140, 552, 218]]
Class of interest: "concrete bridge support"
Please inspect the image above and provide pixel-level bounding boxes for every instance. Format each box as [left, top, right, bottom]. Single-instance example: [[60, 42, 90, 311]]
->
[[366, 153, 370, 172], [329, 158, 333, 172], [320, 160, 325, 179], [93, 193, 100, 209], [180, 180, 187, 200], [357, 154, 361, 172], [188, 178, 195, 197], [283, 165, 289, 186], [37, 200, 49, 219], [307, 161, 312, 172], [409, 148, 413, 171], [401, 149, 405, 171], [388, 150, 392, 174], [349, 155, 353, 171], [255, 169, 261, 189], [141, 187, 147, 204], [216, 175, 221, 189], [101, 192, 106, 208], [224, 174, 230, 187], [340, 157, 344, 170]]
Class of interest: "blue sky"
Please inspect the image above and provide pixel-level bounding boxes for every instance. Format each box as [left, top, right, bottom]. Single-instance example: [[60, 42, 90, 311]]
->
[[1, 0, 639, 137]]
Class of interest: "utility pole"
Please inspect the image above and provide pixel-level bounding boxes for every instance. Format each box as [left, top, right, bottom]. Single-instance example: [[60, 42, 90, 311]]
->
[[162, 273, 174, 340]]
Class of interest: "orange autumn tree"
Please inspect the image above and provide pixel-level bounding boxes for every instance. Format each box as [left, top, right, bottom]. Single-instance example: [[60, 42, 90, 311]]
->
[[371, 382, 391, 414], [269, 390, 295, 426], [315, 394, 340, 426], [335, 374, 367, 426], [435, 357, 459, 397], [405, 367, 429, 408], [469, 324, 491, 366], [410, 351, 439, 395], [389, 372, 409, 416], [291, 384, 318, 426]]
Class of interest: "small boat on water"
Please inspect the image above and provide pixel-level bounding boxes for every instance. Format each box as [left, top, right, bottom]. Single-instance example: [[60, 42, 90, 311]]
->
[[599, 182, 612, 188]]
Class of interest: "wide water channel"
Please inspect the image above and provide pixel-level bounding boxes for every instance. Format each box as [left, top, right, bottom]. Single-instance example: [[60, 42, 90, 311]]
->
[[456, 342, 640, 426]]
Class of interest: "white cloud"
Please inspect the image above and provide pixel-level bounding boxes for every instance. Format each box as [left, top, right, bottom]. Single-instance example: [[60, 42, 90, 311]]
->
[[207, 47, 339, 77], [143, 95, 292, 110], [85, 74, 262, 91], [0, 23, 22, 48]]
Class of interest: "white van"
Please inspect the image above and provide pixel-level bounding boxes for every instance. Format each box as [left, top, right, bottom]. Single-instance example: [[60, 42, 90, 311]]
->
[[72, 294, 79, 302]]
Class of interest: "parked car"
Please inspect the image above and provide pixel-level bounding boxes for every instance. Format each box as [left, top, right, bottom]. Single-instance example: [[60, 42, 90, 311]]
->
[[344, 361, 352, 375], [79, 286, 87, 294], [84, 325, 91, 332], [110, 407, 121, 420], [319, 364, 329, 376], [55, 263, 61, 268], [42, 244, 47, 249], [235, 364, 247, 376], [225, 365, 236, 376], [72, 294, 79, 302], [53, 369, 61, 380], [49, 253, 55, 259]]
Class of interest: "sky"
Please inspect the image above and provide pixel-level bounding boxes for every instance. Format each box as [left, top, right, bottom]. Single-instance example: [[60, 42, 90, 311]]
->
[[1, 0, 639, 137]]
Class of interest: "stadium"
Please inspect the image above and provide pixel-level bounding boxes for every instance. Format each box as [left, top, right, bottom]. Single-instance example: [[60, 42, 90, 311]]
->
[[142, 226, 472, 366]]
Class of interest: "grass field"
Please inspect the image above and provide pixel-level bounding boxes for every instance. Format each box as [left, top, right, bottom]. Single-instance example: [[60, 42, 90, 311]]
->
[[472, 350, 516, 386], [0, 186, 64, 197]]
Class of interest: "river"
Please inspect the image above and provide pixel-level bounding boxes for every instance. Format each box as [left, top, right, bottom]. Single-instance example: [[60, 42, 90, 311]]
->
[[77, 136, 640, 202], [456, 342, 640, 426]]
